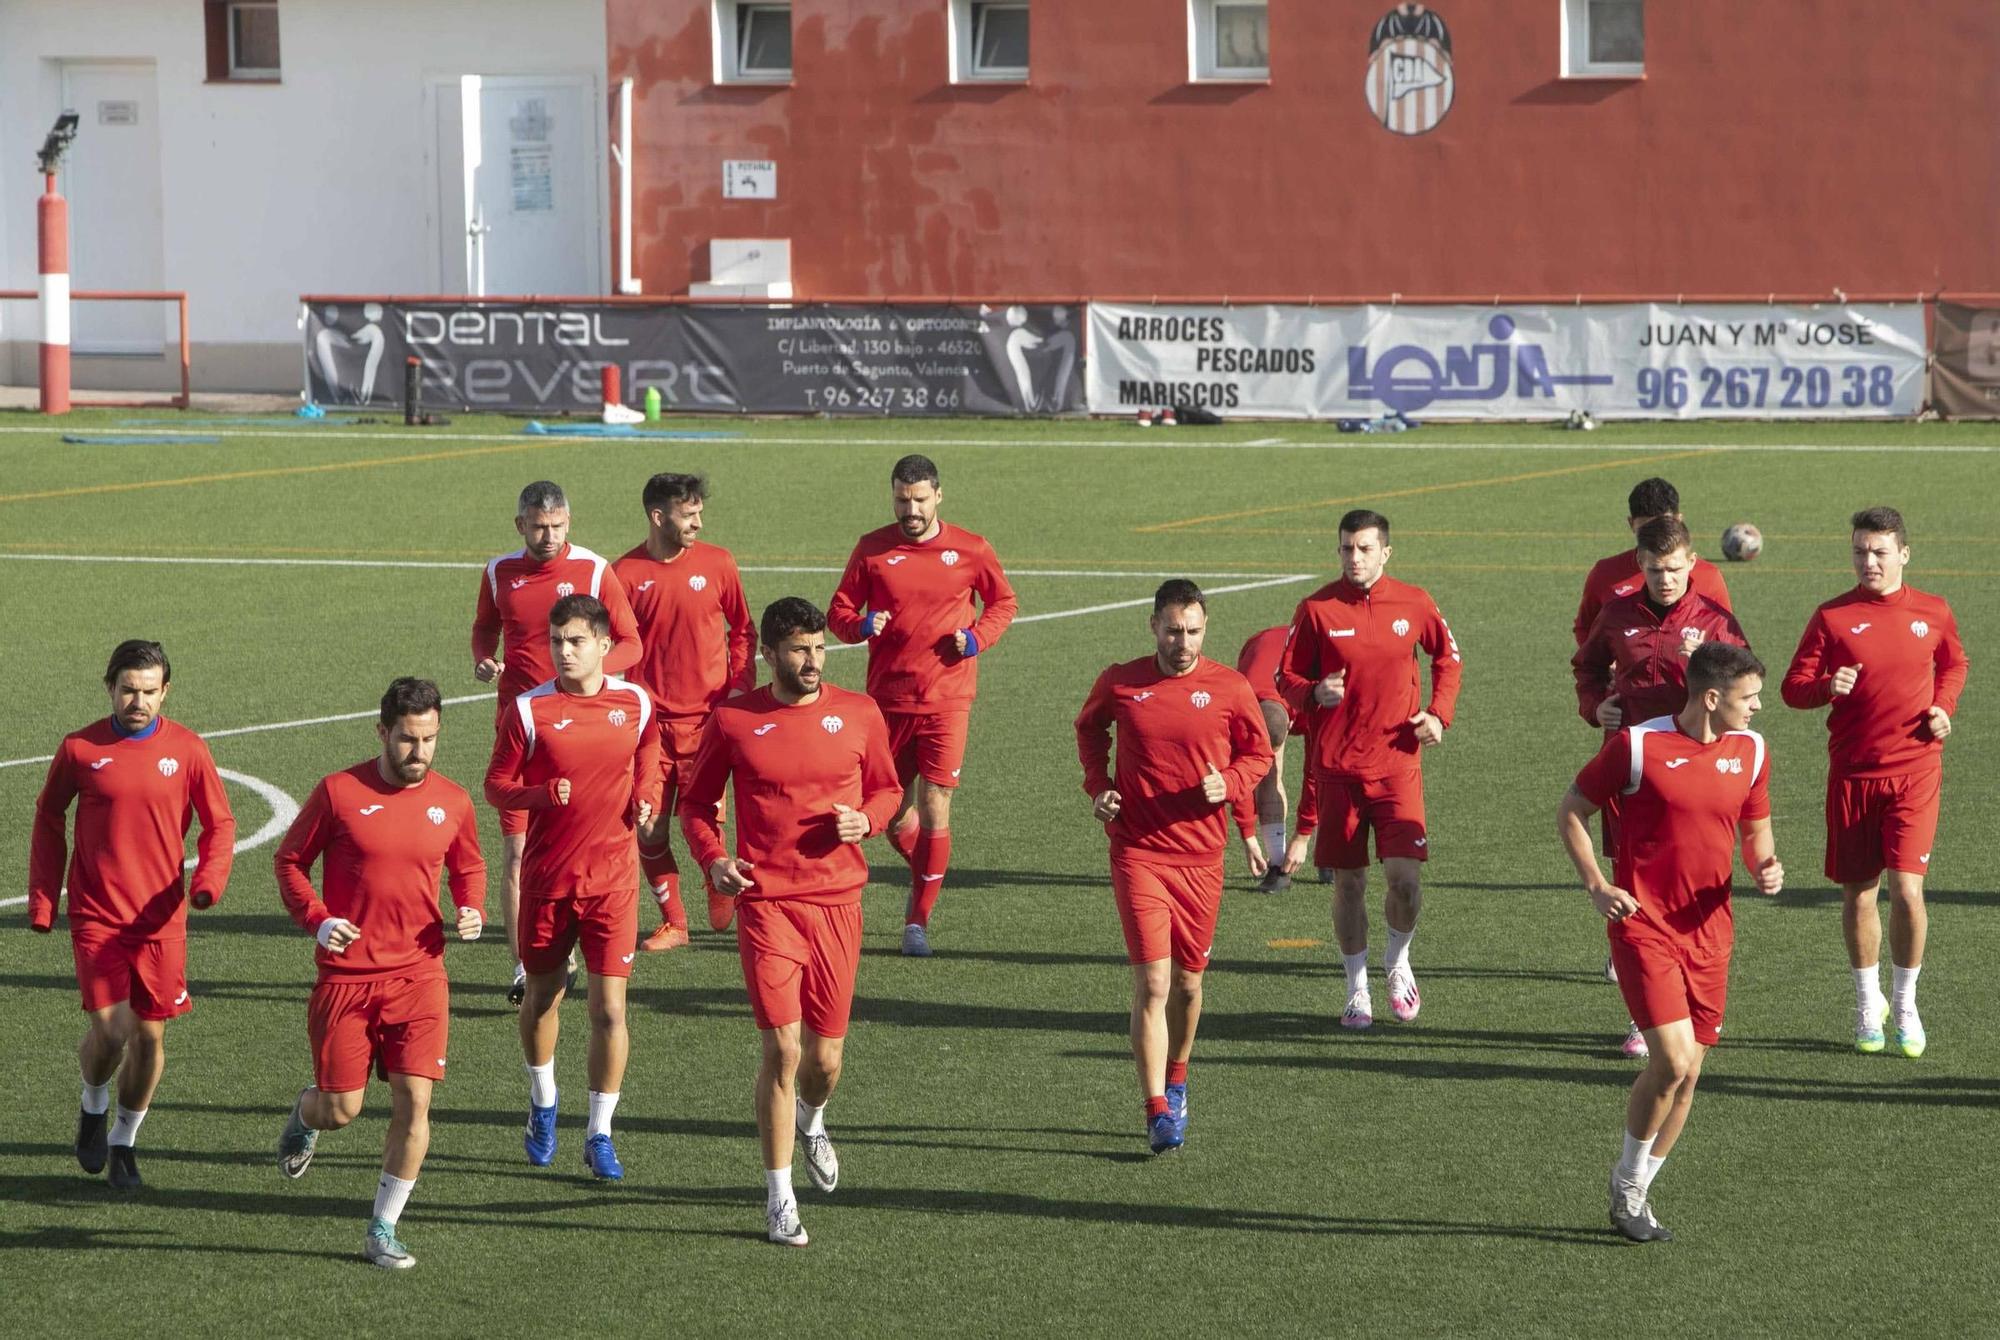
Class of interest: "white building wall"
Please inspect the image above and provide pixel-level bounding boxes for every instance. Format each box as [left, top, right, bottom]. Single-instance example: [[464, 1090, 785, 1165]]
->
[[0, 0, 607, 391]]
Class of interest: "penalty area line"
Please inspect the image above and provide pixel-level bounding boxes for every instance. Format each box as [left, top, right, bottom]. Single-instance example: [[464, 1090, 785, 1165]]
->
[[0, 553, 1303, 581], [0, 576, 1312, 775]]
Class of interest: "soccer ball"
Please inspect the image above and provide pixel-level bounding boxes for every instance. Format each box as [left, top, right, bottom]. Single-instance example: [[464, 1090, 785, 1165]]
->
[[1721, 523, 1763, 562]]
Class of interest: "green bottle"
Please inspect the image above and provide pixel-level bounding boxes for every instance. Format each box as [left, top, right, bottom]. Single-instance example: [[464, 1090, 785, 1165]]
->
[[644, 386, 662, 422]]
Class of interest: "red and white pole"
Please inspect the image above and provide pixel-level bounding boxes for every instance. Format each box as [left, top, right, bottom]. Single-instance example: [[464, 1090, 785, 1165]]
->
[[38, 170, 71, 415]]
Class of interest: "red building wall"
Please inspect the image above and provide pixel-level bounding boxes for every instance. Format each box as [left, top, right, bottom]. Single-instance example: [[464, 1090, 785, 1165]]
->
[[609, 1, 2000, 299]]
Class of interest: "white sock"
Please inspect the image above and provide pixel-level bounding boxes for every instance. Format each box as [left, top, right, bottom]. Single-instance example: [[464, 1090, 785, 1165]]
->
[[108, 1106, 148, 1148], [1853, 963, 1883, 1011], [297, 1085, 321, 1130], [1261, 823, 1287, 863], [81, 1080, 111, 1116], [1891, 963, 1921, 1014], [1386, 926, 1415, 975], [1615, 1129, 1655, 1186], [1343, 952, 1369, 996], [373, 1173, 416, 1227], [765, 1165, 793, 1209], [1639, 1152, 1667, 1191], [796, 1095, 826, 1137], [587, 1090, 619, 1138], [526, 1061, 557, 1109]]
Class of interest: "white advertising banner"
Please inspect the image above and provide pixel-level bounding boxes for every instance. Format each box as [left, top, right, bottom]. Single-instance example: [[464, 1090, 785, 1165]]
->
[[1088, 302, 1928, 420]]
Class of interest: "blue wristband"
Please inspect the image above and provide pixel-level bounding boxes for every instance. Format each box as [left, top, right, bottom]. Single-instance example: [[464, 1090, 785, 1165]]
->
[[961, 629, 980, 658]]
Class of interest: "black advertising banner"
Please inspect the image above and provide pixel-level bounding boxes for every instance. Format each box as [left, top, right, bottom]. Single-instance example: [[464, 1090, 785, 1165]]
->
[[1932, 302, 2000, 419], [303, 300, 1084, 416]]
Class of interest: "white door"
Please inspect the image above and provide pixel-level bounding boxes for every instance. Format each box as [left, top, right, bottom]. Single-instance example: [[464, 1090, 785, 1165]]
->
[[59, 63, 167, 353], [433, 75, 602, 297]]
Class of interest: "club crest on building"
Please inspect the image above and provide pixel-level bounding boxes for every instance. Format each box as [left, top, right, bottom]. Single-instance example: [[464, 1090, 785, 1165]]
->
[[1365, 4, 1453, 136], [426, 806, 446, 826]]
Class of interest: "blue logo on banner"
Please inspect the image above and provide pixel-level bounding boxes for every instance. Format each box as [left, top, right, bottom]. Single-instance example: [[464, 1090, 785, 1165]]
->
[[1347, 314, 1614, 413]]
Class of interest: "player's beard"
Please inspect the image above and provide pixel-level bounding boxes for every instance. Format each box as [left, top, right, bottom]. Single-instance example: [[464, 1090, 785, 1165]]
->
[[774, 662, 821, 699], [389, 755, 429, 785]]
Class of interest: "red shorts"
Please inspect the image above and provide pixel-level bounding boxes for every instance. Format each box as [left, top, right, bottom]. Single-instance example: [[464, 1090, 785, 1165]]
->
[[71, 925, 191, 1020], [518, 887, 638, 978], [1609, 929, 1730, 1047], [1824, 768, 1941, 885], [736, 898, 863, 1036], [1111, 851, 1223, 973], [307, 973, 451, 1092], [658, 714, 706, 798], [1311, 768, 1428, 868], [885, 709, 969, 788]]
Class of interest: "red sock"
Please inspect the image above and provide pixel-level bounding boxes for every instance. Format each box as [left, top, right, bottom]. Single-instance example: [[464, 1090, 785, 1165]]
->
[[887, 812, 920, 864], [1144, 1095, 1170, 1120], [1166, 1060, 1188, 1087], [905, 828, 952, 927], [639, 846, 687, 930]]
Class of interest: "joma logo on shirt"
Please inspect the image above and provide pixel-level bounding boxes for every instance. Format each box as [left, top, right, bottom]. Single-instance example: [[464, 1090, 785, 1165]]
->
[[1849, 622, 1871, 634], [1614, 581, 1640, 596], [636, 580, 655, 593], [89, 758, 113, 770], [359, 805, 385, 816], [551, 719, 575, 731], [1132, 691, 1155, 702], [511, 577, 529, 590], [886, 555, 908, 566], [426, 806, 446, 826], [157, 758, 180, 778], [1664, 759, 1690, 770], [754, 723, 777, 736]]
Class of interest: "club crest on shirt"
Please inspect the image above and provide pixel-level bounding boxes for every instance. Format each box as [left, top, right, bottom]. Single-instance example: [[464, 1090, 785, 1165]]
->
[[1190, 690, 1213, 709], [689, 575, 707, 592], [1714, 757, 1743, 775], [426, 806, 447, 826], [157, 757, 180, 778], [820, 715, 844, 734], [941, 550, 961, 566], [608, 709, 628, 727], [1392, 618, 1411, 637], [556, 581, 576, 598], [1910, 620, 1930, 638]]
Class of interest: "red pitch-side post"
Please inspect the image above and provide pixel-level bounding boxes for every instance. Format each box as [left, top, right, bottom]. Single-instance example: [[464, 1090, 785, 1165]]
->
[[39, 169, 71, 415]]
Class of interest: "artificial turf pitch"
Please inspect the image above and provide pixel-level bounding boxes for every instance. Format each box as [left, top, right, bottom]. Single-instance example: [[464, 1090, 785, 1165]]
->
[[2, 411, 1995, 1336]]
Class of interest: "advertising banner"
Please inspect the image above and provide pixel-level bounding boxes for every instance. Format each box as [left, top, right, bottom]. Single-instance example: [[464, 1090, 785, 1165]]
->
[[1931, 301, 2000, 419], [1088, 302, 1927, 420], [303, 300, 1084, 416]]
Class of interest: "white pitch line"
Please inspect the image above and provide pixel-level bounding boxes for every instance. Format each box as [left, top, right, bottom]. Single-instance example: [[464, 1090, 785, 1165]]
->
[[0, 578, 1313, 774], [3, 424, 1997, 453], [0, 766, 301, 909], [0, 553, 1304, 580]]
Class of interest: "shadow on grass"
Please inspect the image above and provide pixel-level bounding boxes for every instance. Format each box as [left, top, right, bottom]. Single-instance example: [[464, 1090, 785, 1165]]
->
[[620, 1181, 1623, 1246], [832, 1121, 1152, 1165], [0, 1220, 343, 1261], [1766, 886, 1995, 909], [931, 866, 1097, 891], [855, 946, 1331, 979]]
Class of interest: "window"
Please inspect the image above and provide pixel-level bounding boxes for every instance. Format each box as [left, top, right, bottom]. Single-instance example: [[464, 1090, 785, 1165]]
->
[[950, 0, 1028, 82], [1562, 0, 1643, 76], [1190, 0, 1268, 82], [714, 2, 792, 83], [203, 0, 281, 82]]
